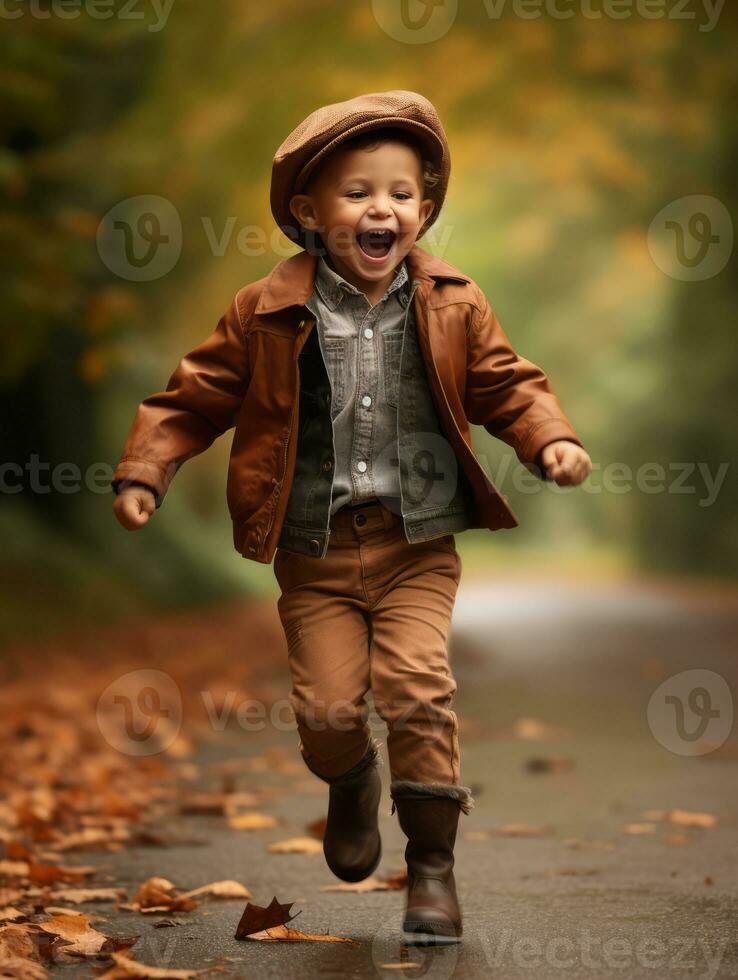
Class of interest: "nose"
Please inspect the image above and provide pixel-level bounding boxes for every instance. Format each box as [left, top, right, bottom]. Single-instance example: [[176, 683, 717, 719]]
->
[[367, 194, 393, 217]]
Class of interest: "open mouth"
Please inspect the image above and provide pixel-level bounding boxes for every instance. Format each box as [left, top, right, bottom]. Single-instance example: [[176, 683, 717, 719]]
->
[[356, 229, 397, 259]]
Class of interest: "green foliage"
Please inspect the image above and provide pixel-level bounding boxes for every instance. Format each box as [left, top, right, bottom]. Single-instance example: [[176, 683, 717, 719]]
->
[[3, 2, 737, 635]]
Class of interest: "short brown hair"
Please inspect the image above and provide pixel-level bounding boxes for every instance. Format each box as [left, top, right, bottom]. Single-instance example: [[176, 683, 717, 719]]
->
[[304, 126, 442, 204]]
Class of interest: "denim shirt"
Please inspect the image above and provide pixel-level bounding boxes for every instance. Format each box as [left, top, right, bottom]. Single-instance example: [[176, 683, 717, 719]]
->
[[305, 255, 410, 515], [276, 261, 477, 557]]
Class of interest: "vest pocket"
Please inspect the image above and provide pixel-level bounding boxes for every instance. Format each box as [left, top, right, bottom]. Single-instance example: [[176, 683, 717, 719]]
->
[[382, 329, 403, 407]]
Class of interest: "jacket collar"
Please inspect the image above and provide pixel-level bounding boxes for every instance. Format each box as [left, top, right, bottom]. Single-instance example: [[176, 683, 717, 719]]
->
[[255, 244, 472, 316]]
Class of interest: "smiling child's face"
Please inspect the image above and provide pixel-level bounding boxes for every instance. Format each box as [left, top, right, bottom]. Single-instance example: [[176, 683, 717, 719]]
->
[[288, 139, 435, 300]]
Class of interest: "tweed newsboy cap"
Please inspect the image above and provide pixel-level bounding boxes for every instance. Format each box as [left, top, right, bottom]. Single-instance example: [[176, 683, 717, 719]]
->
[[270, 90, 451, 249]]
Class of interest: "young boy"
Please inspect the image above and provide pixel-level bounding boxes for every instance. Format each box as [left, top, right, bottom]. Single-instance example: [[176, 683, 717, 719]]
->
[[112, 90, 591, 944]]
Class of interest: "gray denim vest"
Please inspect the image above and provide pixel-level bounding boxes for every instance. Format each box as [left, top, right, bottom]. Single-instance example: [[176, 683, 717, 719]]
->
[[277, 279, 476, 557]]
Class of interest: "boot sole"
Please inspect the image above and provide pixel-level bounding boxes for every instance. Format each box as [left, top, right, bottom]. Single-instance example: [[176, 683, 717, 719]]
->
[[402, 923, 462, 946]]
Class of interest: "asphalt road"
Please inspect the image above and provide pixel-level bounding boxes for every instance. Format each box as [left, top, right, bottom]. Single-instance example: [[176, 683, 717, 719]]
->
[[64, 577, 738, 979]]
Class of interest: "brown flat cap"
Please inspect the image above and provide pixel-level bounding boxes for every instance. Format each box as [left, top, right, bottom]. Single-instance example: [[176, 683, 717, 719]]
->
[[271, 90, 451, 249]]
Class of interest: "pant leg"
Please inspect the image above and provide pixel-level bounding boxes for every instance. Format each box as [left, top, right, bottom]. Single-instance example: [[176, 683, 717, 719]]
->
[[364, 532, 463, 785], [273, 544, 373, 779]]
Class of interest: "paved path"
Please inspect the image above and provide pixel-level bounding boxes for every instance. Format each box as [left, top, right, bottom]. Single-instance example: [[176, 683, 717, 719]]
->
[[79, 578, 738, 979]]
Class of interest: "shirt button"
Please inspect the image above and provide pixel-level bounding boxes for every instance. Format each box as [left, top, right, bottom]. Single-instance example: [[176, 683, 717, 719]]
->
[[364, 327, 373, 339], [356, 460, 367, 473], [322, 458, 333, 472], [361, 395, 372, 408]]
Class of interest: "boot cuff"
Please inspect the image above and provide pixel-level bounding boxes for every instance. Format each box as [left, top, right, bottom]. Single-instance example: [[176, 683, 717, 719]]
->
[[390, 780, 475, 814], [322, 737, 384, 785]]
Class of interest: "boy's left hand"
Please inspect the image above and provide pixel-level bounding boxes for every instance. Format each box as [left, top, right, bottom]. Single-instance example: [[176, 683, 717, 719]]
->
[[540, 440, 592, 486]]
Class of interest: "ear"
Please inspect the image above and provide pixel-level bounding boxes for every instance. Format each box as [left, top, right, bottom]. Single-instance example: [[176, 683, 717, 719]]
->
[[289, 194, 319, 230], [419, 197, 435, 226]]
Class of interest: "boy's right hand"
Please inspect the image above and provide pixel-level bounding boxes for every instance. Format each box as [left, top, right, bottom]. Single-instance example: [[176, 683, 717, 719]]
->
[[113, 485, 157, 530]]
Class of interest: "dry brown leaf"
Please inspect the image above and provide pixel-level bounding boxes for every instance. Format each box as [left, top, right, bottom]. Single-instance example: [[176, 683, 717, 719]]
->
[[665, 833, 691, 846], [320, 874, 403, 893], [178, 790, 262, 816], [47, 828, 130, 852], [305, 817, 327, 840], [179, 881, 251, 901], [497, 823, 551, 837], [512, 717, 572, 740], [267, 838, 323, 855], [622, 823, 657, 835], [0, 923, 35, 959], [227, 813, 278, 832], [525, 756, 575, 774], [0, 862, 30, 878], [0, 956, 48, 980], [95, 949, 209, 979], [28, 863, 96, 885], [37, 912, 134, 957], [245, 924, 355, 943], [0, 908, 25, 923], [668, 809, 717, 829], [121, 878, 197, 914], [49, 888, 125, 904]]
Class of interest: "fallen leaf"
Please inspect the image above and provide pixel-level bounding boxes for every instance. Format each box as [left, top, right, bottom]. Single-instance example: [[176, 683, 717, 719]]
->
[[95, 949, 209, 978], [234, 897, 297, 939], [28, 863, 96, 885], [320, 873, 406, 893], [244, 924, 355, 943], [227, 813, 278, 832], [47, 828, 130, 853], [668, 809, 717, 829], [496, 823, 551, 837], [179, 881, 251, 901], [622, 823, 657, 835], [512, 717, 572, 740], [525, 757, 574, 774], [37, 912, 137, 957], [121, 879, 197, 914], [267, 838, 323, 855], [0, 908, 25, 923], [305, 817, 327, 840], [665, 833, 690, 846], [48, 888, 125, 904]]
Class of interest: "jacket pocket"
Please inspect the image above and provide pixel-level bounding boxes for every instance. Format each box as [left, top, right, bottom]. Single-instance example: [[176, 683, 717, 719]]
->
[[382, 329, 403, 408]]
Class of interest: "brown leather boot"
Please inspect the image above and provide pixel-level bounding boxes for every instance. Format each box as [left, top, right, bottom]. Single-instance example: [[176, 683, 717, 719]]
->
[[321, 741, 383, 882], [390, 781, 474, 944]]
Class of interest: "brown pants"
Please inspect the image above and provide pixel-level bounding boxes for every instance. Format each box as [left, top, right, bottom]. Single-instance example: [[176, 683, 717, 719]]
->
[[273, 500, 463, 784]]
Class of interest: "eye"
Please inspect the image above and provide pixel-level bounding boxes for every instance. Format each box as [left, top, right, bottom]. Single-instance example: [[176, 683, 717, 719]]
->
[[394, 192, 412, 200], [346, 191, 367, 199]]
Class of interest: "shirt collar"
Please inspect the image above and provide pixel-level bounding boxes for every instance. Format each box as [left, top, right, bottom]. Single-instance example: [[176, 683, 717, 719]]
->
[[309, 255, 410, 313]]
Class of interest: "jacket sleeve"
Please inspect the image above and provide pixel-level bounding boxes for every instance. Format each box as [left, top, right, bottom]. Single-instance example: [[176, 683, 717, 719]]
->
[[111, 292, 250, 508], [464, 291, 585, 476]]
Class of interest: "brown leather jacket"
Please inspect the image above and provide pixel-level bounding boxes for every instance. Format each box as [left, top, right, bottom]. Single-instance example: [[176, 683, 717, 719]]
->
[[111, 244, 585, 564]]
